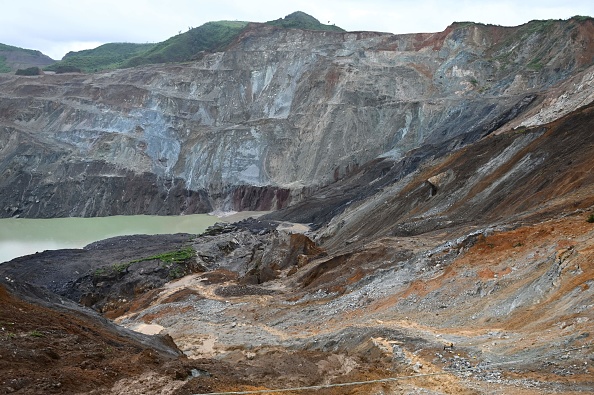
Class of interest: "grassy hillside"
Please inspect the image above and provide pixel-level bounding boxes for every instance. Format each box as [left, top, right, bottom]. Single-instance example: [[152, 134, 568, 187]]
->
[[0, 43, 54, 73], [123, 20, 249, 67], [43, 11, 344, 73], [0, 43, 43, 56], [266, 11, 344, 31], [45, 42, 156, 73], [0, 56, 10, 73], [124, 12, 344, 68]]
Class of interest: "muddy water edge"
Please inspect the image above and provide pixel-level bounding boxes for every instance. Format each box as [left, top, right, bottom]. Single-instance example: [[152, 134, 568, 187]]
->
[[0, 214, 224, 263]]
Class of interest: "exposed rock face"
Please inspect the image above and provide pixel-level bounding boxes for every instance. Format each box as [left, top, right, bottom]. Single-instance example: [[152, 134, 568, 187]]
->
[[4, 103, 593, 392], [269, 101, 594, 250], [2, 18, 594, 394], [1, 18, 594, 217], [193, 219, 324, 284]]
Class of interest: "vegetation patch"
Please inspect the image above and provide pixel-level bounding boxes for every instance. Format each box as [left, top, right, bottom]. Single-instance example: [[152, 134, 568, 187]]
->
[[3, 332, 16, 339], [44, 12, 343, 72], [29, 330, 44, 338], [94, 247, 196, 278], [0, 56, 10, 73], [571, 15, 594, 22], [527, 58, 544, 71], [51, 65, 82, 74], [129, 247, 196, 264], [45, 42, 155, 73], [93, 267, 107, 276], [0, 43, 54, 72], [587, 214, 594, 223], [112, 262, 132, 273], [131, 248, 197, 280], [522, 19, 557, 35], [15, 66, 42, 76], [168, 266, 186, 279], [1, 322, 17, 340], [124, 21, 249, 68], [266, 11, 344, 32], [0, 43, 40, 55]]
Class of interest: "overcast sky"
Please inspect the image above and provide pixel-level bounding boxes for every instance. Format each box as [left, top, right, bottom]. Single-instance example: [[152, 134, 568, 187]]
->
[[2, 0, 594, 60]]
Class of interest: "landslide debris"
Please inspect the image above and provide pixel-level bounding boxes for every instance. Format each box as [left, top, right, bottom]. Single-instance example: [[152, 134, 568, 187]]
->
[[0, 279, 191, 395], [300, 100, 594, 252], [0, 233, 203, 316], [120, 103, 594, 393], [1, 102, 593, 394]]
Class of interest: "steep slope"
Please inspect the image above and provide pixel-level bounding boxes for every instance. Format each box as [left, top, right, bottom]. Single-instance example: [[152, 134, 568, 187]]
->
[[0, 279, 190, 394], [113, 98, 594, 394], [1, 17, 594, 218], [2, 21, 594, 393], [269, 99, 594, 245]]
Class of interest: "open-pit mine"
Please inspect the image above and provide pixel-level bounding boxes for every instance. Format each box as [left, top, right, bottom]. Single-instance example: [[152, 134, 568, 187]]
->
[[1, 13, 593, 395]]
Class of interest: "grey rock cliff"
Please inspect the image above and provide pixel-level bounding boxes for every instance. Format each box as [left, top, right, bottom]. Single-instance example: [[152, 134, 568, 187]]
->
[[1, 18, 594, 217]]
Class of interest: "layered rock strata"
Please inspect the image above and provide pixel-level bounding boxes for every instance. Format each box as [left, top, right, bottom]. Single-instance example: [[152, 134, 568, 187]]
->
[[1, 18, 594, 216]]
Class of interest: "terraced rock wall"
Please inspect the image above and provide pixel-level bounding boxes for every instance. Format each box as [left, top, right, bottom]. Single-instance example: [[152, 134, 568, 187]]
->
[[1, 18, 594, 217]]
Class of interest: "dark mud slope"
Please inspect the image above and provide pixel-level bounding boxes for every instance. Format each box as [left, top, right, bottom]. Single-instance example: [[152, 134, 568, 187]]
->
[[0, 233, 207, 314], [0, 280, 188, 395], [269, 101, 594, 252]]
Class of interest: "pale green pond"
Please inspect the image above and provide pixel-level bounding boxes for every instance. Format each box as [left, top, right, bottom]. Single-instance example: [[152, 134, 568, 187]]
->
[[0, 214, 221, 263]]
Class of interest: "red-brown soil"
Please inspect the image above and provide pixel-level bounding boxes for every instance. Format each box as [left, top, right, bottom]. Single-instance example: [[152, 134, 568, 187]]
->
[[0, 282, 189, 394]]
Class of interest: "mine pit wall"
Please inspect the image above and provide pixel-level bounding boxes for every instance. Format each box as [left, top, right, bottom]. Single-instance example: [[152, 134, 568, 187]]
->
[[0, 147, 291, 219], [1, 168, 208, 219], [3, 19, 594, 219], [0, 170, 296, 219], [221, 184, 292, 212]]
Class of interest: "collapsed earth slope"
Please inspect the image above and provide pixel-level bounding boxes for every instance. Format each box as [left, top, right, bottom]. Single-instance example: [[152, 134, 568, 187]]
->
[[0, 278, 190, 395]]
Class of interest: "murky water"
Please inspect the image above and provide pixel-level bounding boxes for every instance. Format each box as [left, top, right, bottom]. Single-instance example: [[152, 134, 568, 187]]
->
[[0, 214, 221, 263]]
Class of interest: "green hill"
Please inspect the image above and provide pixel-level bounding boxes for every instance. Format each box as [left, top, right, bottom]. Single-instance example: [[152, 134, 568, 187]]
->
[[123, 12, 344, 68], [45, 42, 156, 73], [266, 11, 344, 31], [123, 20, 249, 68], [43, 11, 344, 73], [0, 43, 55, 73]]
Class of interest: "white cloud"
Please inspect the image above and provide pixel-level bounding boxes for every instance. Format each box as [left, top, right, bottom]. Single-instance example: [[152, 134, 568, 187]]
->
[[1, 0, 593, 60]]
